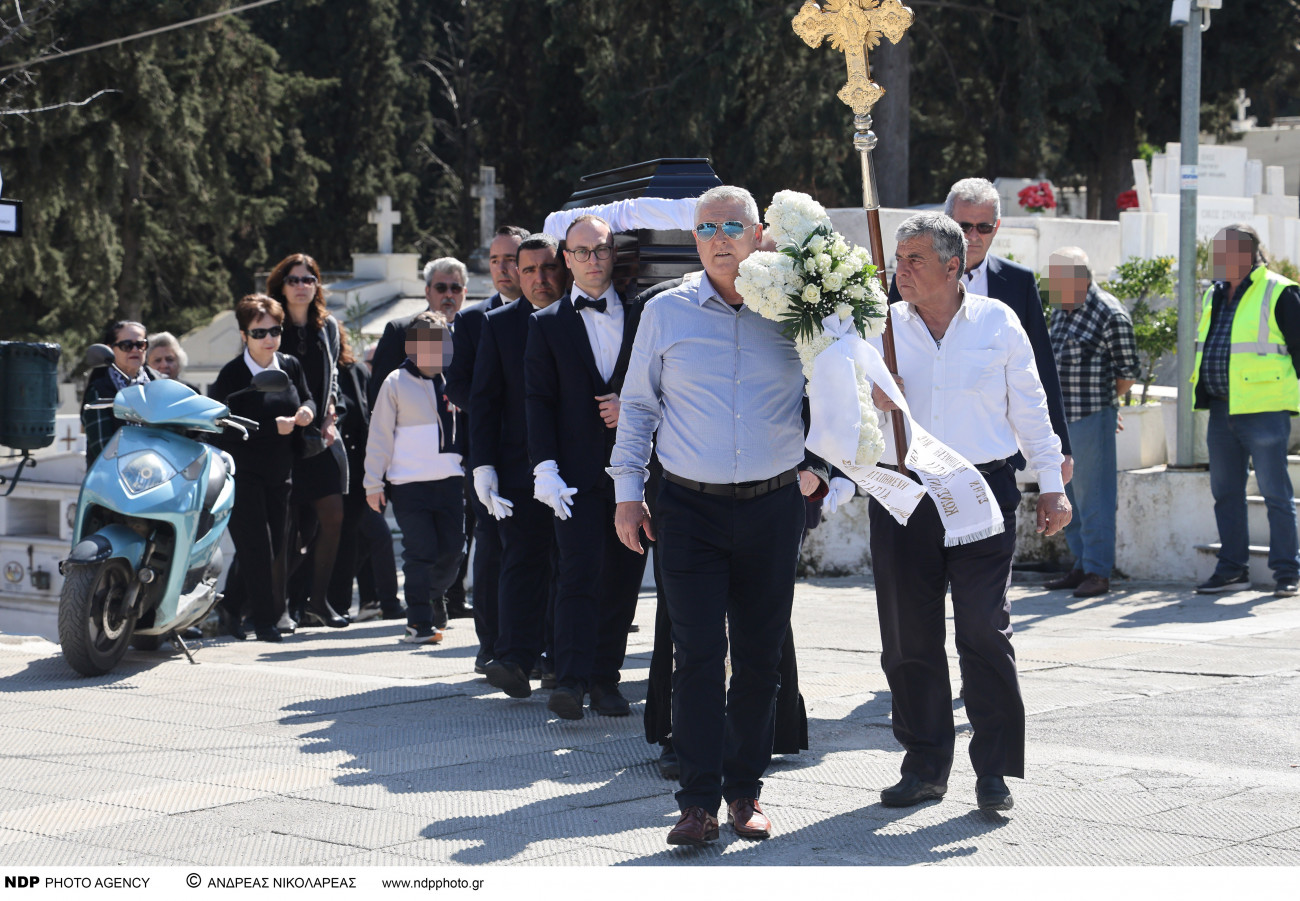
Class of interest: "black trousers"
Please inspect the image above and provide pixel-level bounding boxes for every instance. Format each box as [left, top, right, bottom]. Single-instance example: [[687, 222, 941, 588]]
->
[[493, 494, 555, 672], [389, 479, 465, 630], [552, 488, 646, 689], [867, 464, 1025, 784], [657, 477, 805, 815], [467, 490, 502, 658], [226, 470, 291, 630]]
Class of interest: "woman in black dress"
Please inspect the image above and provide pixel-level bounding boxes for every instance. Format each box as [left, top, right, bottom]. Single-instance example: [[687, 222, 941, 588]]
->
[[82, 320, 159, 463], [267, 253, 349, 630], [208, 295, 315, 643]]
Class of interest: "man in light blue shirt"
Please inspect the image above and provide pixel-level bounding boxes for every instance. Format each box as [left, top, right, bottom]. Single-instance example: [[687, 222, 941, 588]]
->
[[610, 185, 827, 847]]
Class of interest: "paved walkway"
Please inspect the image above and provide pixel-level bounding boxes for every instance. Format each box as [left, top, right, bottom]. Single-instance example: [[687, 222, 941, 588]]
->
[[1, 577, 1299, 867]]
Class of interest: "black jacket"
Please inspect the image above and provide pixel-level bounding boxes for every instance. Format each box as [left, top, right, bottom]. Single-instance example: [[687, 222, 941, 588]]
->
[[208, 352, 315, 483]]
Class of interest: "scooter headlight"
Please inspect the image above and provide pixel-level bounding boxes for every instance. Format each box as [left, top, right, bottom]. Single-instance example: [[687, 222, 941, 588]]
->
[[118, 450, 177, 496]]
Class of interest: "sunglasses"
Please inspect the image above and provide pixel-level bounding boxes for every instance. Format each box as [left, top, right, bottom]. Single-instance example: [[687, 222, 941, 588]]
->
[[283, 275, 318, 287], [694, 220, 756, 241], [244, 326, 283, 340], [566, 245, 614, 262], [430, 282, 465, 293], [114, 340, 148, 352], [957, 221, 997, 236]]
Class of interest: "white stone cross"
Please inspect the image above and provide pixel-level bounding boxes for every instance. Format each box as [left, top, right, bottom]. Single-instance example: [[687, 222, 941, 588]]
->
[[1234, 89, 1251, 124], [470, 166, 504, 248], [367, 195, 401, 254]]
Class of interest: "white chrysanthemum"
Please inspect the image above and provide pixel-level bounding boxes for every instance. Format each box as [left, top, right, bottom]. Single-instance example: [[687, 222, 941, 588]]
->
[[861, 308, 888, 339], [854, 365, 887, 466], [794, 331, 837, 381], [766, 190, 832, 247]]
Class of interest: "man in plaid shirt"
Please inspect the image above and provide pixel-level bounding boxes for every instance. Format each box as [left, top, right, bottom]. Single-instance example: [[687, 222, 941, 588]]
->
[[1044, 248, 1140, 597]]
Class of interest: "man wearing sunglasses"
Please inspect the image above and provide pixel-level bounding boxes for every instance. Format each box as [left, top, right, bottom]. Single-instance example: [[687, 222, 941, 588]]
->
[[523, 215, 648, 722], [610, 185, 829, 846], [368, 257, 471, 410], [888, 178, 1072, 487]]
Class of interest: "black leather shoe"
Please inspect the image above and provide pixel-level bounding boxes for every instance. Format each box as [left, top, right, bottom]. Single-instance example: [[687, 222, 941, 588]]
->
[[880, 773, 947, 807], [976, 775, 1013, 811], [485, 660, 532, 698], [547, 685, 585, 720], [657, 742, 680, 780], [300, 598, 348, 629], [218, 606, 247, 641], [588, 682, 631, 717], [474, 651, 491, 675], [253, 626, 283, 643]]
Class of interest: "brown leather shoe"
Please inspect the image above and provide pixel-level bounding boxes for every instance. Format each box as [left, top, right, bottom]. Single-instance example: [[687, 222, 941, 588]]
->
[[726, 798, 771, 840], [1044, 569, 1085, 590], [666, 806, 719, 846], [1073, 573, 1110, 597]]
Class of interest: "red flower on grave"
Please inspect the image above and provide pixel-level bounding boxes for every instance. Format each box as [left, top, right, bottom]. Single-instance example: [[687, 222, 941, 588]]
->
[[1018, 181, 1056, 213], [1117, 189, 1140, 212]]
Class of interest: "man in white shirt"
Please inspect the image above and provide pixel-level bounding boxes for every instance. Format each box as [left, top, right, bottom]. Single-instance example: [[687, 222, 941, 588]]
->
[[870, 212, 1071, 813], [525, 215, 648, 721]]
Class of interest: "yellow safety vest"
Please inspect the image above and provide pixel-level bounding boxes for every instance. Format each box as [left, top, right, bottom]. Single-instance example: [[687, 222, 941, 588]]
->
[[1192, 266, 1300, 414]]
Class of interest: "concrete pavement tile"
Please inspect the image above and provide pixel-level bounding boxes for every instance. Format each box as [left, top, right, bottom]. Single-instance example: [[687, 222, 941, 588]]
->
[[0, 835, 148, 865], [1033, 823, 1229, 863], [1257, 827, 1300, 851], [290, 780, 534, 827], [1130, 803, 1300, 843], [57, 810, 261, 853], [1213, 628, 1300, 650], [930, 844, 1130, 865], [202, 764, 358, 793], [6, 766, 193, 802], [523, 843, 646, 866], [0, 798, 155, 836], [0, 786, 67, 811], [1086, 644, 1300, 677], [231, 800, 445, 851], [1177, 843, 1300, 865], [89, 780, 270, 815], [1012, 785, 1226, 825], [1016, 636, 1177, 665], [175, 829, 362, 866], [378, 831, 597, 866], [771, 748, 920, 792]]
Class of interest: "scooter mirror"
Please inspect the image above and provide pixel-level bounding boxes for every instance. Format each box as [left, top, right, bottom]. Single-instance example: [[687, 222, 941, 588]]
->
[[251, 369, 290, 393], [85, 344, 116, 368]]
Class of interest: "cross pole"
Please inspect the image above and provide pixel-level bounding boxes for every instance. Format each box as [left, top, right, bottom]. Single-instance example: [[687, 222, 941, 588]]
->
[[793, 0, 914, 474], [470, 165, 505, 250], [367, 196, 401, 254]]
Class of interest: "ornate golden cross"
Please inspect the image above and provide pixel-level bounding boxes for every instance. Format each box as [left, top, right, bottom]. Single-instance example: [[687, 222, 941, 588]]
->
[[792, 0, 914, 116]]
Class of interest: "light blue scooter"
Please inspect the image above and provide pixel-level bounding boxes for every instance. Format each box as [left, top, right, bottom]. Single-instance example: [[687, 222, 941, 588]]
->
[[58, 344, 286, 675]]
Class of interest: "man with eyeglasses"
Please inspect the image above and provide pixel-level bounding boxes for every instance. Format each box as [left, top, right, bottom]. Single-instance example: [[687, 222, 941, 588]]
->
[[610, 185, 829, 846], [889, 178, 1072, 486], [523, 215, 648, 722], [368, 257, 471, 409], [446, 226, 529, 671]]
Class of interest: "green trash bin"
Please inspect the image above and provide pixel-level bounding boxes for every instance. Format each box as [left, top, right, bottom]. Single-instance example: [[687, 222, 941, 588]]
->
[[0, 341, 62, 451]]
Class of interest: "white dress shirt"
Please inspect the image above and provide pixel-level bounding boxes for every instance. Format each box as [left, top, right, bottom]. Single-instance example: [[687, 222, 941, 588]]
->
[[872, 292, 1064, 494], [543, 197, 696, 241], [574, 285, 624, 384], [964, 255, 990, 297], [242, 348, 282, 376]]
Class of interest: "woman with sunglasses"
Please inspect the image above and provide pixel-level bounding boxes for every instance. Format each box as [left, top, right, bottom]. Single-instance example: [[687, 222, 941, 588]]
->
[[267, 253, 349, 630], [82, 320, 160, 463], [208, 295, 315, 642]]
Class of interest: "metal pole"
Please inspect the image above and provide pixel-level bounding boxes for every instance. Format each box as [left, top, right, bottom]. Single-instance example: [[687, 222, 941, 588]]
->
[[1174, 5, 1202, 468], [856, 113, 909, 474]]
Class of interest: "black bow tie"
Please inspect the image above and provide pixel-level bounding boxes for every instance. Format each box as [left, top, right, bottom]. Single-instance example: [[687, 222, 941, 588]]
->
[[574, 295, 607, 313]]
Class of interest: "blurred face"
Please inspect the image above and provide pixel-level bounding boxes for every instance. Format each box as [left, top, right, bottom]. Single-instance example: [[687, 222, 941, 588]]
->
[[693, 198, 762, 288], [517, 246, 564, 308], [147, 344, 181, 379], [1212, 229, 1256, 284], [425, 268, 466, 318], [563, 220, 615, 299], [950, 199, 1000, 272], [488, 234, 522, 300], [1046, 256, 1090, 310], [111, 323, 147, 377], [241, 312, 282, 363], [282, 263, 318, 310], [406, 325, 451, 376], [894, 235, 961, 307]]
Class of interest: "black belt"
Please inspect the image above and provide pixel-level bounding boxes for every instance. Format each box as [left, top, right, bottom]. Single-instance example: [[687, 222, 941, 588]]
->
[[662, 467, 798, 500], [880, 458, 1008, 475]]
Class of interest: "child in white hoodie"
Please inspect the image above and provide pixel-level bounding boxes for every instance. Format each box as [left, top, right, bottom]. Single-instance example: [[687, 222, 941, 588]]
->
[[365, 311, 465, 644]]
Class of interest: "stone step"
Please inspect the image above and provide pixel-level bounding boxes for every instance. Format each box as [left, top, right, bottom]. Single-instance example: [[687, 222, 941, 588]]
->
[[1193, 541, 1275, 587], [1246, 495, 1300, 539], [1245, 455, 1300, 495]]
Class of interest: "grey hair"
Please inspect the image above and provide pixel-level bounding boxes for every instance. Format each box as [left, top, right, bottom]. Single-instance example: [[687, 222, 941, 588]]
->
[[944, 177, 1001, 221], [424, 257, 468, 285], [896, 213, 967, 274], [1049, 246, 1092, 282], [146, 331, 188, 370], [518, 232, 559, 256], [1221, 223, 1269, 267], [695, 185, 760, 225]]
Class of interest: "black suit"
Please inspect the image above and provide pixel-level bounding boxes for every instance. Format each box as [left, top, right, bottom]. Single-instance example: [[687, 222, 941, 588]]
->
[[469, 297, 555, 672], [447, 295, 507, 661], [525, 293, 648, 690], [889, 255, 1072, 459], [368, 312, 424, 412]]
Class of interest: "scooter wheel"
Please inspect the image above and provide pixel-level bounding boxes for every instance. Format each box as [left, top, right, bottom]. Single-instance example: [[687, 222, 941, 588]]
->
[[58, 559, 137, 676]]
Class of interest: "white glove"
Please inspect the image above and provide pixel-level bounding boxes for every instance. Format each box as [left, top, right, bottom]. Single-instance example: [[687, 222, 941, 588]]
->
[[473, 465, 514, 520], [533, 460, 577, 521], [822, 477, 857, 515]]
